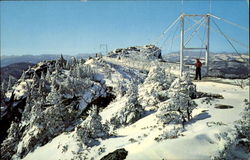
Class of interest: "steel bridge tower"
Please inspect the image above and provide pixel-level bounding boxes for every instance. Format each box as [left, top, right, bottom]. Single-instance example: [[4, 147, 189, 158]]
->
[[179, 14, 210, 76]]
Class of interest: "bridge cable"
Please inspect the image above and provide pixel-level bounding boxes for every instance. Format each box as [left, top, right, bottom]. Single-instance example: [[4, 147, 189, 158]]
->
[[209, 14, 249, 32], [185, 17, 205, 46], [170, 20, 180, 52], [153, 15, 181, 46], [212, 19, 247, 62], [189, 17, 249, 49]]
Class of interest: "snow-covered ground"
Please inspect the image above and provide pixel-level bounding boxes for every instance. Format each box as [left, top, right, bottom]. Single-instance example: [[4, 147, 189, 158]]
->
[[1, 45, 249, 160], [23, 80, 249, 160]]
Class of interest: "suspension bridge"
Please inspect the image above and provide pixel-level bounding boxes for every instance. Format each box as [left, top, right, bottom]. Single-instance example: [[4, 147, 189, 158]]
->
[[151, 1, 249, 76]]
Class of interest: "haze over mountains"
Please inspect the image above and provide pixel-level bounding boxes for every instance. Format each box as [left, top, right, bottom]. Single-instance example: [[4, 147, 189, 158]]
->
[[1, 51, 248, 67], [1, 50, 248, 83], [0, 53, 96, 67]]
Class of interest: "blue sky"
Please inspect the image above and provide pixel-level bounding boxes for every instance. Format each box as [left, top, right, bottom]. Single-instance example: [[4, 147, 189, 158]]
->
[[1, 0, 249, 56]]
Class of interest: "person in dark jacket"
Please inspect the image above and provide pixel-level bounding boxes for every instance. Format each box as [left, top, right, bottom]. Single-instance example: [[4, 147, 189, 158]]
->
[[194, 59, 202, 80]]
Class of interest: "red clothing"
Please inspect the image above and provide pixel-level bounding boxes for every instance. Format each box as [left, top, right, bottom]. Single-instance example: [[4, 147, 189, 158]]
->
[[195, 60, 202, 68]]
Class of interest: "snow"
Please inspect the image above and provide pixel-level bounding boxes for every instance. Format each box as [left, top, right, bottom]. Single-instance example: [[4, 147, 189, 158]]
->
[[5, 79, 33, 100], [22, 80, 249, 160], [22, 133, 80, 160], [3, 47, 248, 160]]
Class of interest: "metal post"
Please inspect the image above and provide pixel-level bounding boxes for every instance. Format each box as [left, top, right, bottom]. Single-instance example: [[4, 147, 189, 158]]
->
[[205, 15, 210, 75], [180, 15, 184, 76]]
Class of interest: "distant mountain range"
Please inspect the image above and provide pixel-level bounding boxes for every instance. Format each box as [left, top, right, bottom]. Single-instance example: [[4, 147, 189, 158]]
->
[[0, 54, 96, 67]]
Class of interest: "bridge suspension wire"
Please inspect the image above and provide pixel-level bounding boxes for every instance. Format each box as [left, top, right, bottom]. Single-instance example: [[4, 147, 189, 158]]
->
[[153, 11, 200, 45], [150, 15, 205, 55], [153, 15, 181, 45], [170, 21, 180, 52], [211, 19, 247, 61], [199, 21, 207, 59], [184, 17, 205, 46], [209, 14, 249, 32], [186, 17, 207, 49], [151, 16, 208, 55], [189, 17, 249, 49]]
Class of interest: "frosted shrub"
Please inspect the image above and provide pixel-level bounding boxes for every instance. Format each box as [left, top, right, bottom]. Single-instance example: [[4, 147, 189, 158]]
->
[[110, 86, 144, 129], [157, 74, 197, 127], [76, 64, 96, 80], [168, 72, 196, 99], [157, 92, 197, 127], [211, 101, 250, 160], [138, 66, 175, 107], [76, 105, 109, 146], [154, 126, 184, 142]]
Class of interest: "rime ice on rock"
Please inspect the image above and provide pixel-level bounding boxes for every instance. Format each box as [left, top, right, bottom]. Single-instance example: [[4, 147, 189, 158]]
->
[[108, 45, 162, 61]]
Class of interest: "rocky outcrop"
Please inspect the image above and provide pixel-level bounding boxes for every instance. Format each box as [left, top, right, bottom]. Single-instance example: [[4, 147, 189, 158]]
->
[[0, 57, 111, 160], [108, 45, 162, 61], [100, 148, 128, 160]]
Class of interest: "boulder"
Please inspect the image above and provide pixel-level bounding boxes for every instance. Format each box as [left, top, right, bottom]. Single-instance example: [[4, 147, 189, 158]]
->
[[100, 148, 128, 160]]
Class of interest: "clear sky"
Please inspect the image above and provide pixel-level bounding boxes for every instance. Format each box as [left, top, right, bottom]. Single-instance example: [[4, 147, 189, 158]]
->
[[1, 0, 249, 56]]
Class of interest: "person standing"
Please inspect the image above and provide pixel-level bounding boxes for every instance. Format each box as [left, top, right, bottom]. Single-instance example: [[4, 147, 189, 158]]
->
[[194, 59, 202, 80]]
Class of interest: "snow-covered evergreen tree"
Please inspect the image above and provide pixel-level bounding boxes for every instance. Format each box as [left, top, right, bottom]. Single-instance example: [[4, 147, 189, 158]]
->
[[65, 61, 70, 70], [7, 76, 16, 91], [72, 57, 78, 67], [110, 85, 144, 129], [76, 105, 109, 146], [156, 73, 197, 127], [45, 69, 51, 81], [32, 72, 39, 84], [168, 72, 196, 99], [138, 66, 175, 107], [20, 71, 26, 81], [1, 80, 7, 93], [40, 71, 45, 80], [0, 122, 20, 160]]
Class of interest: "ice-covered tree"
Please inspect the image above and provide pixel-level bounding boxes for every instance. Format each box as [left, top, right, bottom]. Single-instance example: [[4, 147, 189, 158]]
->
[[7, 76, 16, 91], [20, 71, 26, 81], [72, 57, 78, 67], [138, 66, 175, 107], [32, 72, 39, 83], [1, 80, 7, 103], [65, 61, 70, 70], [1, 80, 7, 93], [0, 122, 20, 160], [76, 105, 109, 146], [110, 85, 144, 129], [156, 73, 197, 127], [45, 69, 51, 82], [157, 92, 197, 127], [168, 72, 196, 99], [40, 71, 45, 80]]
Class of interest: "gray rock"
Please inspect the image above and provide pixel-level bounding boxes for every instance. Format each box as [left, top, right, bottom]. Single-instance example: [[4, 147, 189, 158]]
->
[[100, 148, 128, 160]]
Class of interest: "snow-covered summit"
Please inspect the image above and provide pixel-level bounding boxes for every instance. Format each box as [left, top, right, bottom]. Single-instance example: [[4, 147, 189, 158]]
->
[[108, 44, 163, 61], [0, 48, 249, 160]]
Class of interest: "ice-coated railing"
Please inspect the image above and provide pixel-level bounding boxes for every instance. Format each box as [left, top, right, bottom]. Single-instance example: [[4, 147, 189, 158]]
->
[[102, 56, 189, 76]]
